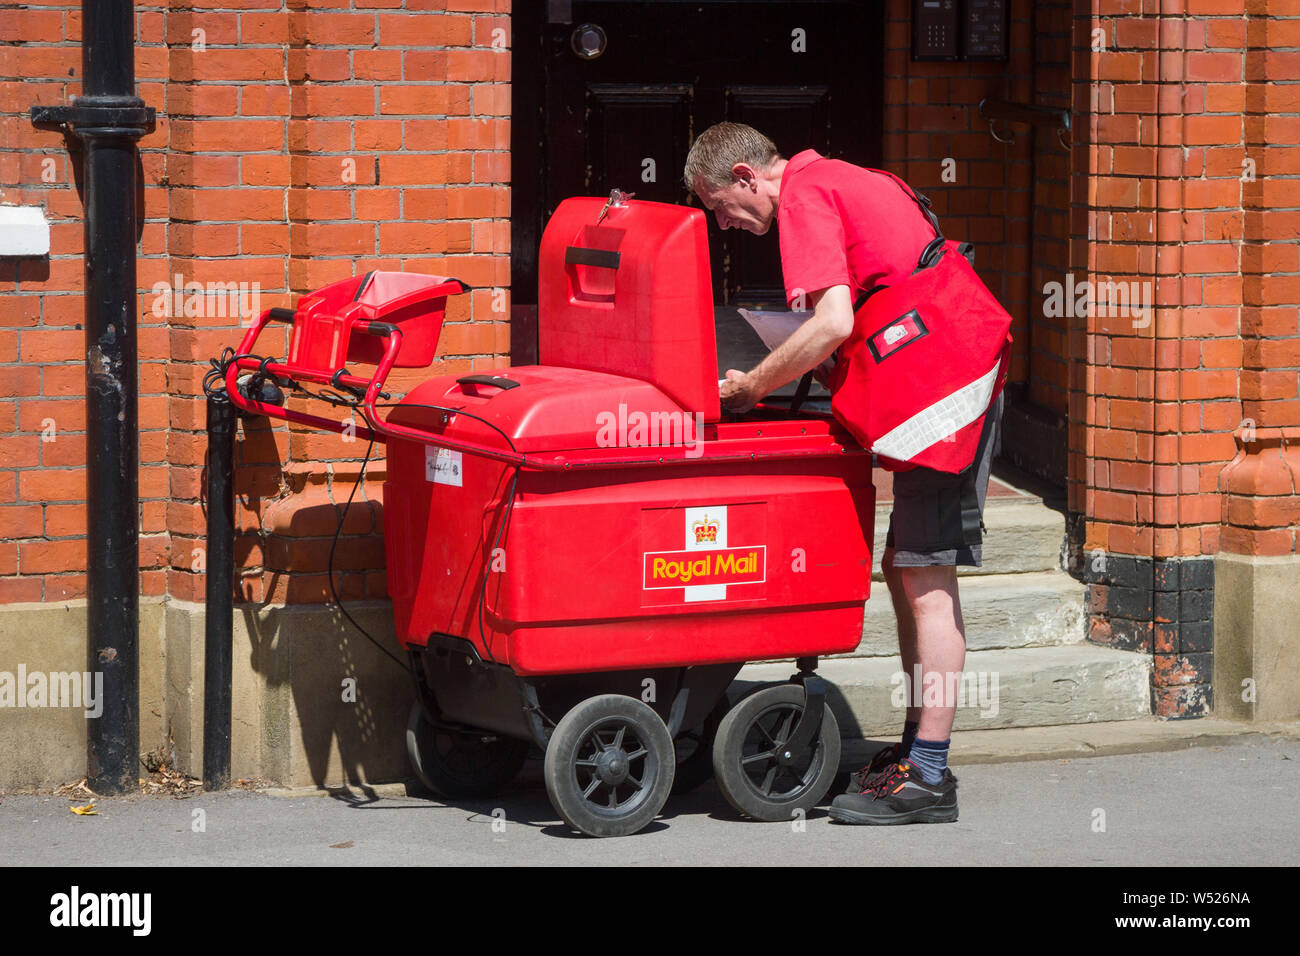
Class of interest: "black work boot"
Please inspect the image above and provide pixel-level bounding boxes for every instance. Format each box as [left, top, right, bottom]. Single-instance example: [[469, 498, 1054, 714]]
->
[[829, 759, 958, 825], [844, 742, 902, 794]]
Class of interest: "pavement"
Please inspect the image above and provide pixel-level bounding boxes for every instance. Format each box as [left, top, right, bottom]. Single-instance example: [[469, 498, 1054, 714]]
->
[[3, 719, 1297, 866]]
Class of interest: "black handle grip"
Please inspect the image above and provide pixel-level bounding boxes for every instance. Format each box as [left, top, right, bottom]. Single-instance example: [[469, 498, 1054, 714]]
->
[[456, 374, 520, 391], [359, 321, 398, 337], [267, 307, 296, 322], [565, 246, 621, 270]]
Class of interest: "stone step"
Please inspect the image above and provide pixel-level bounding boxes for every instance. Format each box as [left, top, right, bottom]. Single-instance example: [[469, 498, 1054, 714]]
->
[[870, 495, 1067, 579], [736, 644, 1152, 735], [849, 569, 1087, 656]]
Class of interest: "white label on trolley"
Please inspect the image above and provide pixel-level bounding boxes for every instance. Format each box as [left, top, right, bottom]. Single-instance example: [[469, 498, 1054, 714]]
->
[[425, 446, 463, 487], [683, 505, 727, 602]]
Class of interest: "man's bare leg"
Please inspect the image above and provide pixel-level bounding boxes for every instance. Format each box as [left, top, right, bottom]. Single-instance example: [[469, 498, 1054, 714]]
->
[[882, 546, 920, 726], [831, 557, 965, 822], [897, 564, 966, 741]]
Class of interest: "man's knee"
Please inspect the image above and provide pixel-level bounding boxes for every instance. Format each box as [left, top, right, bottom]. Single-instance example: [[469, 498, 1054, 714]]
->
[[882, 547, 905, 594], [897, 563, 959, 609]]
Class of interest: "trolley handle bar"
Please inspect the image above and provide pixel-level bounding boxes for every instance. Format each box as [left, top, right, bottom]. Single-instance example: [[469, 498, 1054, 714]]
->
[[225, 306, 405, 444], [230, 308, 869, 472]]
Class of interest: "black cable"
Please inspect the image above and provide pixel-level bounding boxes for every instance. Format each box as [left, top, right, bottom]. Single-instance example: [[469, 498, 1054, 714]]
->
[[203, 347, 256, 399], [204, 348, 411, 672], [209, 361, 514, 673], [370, 400, 521, 456], [475, 466, 520, 665], [327, 434, 413, 675], [291, 382, 365, 408]]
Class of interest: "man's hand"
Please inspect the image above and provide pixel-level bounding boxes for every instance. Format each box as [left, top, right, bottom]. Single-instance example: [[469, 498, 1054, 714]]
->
[[719, 368, 760, 413], [720, 286, 854, 413]]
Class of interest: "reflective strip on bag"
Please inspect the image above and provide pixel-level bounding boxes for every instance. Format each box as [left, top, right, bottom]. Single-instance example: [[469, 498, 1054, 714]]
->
[[870, 361, 1002, 462]]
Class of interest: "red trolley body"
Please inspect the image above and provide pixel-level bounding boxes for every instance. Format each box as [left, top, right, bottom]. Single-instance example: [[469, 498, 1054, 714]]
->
[[220, 194, 878, 836], [380, 196, 874, 674]]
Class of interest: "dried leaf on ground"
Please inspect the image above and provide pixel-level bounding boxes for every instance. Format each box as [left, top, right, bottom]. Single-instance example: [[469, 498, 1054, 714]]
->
[[56, 778, 97, 799], [140, 766, 202, 797]]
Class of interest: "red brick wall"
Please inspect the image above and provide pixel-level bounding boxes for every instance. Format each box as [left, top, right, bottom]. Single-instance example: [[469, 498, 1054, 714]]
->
[[1222, 2, 1300, 557], [1070, 0, 1299, 566], [5, 0, 1298, 616], [880, 0, 1038, 396], [1, 0, 511, 606]]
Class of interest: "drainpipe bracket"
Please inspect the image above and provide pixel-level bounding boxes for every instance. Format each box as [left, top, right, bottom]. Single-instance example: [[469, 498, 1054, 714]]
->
[[30, 100, 157, 139]]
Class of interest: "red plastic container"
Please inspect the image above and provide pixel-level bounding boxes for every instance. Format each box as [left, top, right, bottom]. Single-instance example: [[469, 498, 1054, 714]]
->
[[287, 271, 467, 371], [379, 197, 875, 674], [539, 196, 721, 422], [383, 415, 874, 675]]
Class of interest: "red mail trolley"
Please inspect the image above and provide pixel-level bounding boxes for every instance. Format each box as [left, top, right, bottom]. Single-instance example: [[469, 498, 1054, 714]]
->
[[220, 195, 875, 837]]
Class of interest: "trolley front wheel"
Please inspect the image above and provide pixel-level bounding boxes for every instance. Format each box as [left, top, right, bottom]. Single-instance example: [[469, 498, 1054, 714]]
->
[[544, 694, 675, 838], [406, 700, 529, 799], [712, 683, 840, 822]]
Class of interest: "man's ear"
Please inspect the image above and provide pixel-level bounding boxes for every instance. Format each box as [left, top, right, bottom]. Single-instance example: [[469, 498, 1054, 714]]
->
[[731, 162, 758, 190]]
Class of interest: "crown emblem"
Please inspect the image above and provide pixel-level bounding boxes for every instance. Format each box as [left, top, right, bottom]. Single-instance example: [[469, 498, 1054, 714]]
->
[[692, 515, 719, 543]]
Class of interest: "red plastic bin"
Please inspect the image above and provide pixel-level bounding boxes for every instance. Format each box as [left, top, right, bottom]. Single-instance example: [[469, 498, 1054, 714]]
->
[[286, 270, 467, 372]]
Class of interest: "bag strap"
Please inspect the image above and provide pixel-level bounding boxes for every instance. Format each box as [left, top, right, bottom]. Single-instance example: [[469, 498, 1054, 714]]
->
[[959, 466, 984, 547], [866, 167, 943, 241], [789, 158, 950, 311], [866, 168, 948, 274], [789, 370, 813, 414]]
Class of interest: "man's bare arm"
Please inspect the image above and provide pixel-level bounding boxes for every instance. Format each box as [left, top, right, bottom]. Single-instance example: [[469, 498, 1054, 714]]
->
[[720, 285, 854, 412]]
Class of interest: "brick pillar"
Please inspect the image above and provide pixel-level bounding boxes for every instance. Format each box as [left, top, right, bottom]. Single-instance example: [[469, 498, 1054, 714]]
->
[[1214, 2, 1300, 721], [1071, 2, 1246, 717]]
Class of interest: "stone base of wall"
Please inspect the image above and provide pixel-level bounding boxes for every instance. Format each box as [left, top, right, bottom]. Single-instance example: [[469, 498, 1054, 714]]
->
[[0, 600, 167, 790], [1080, 555, 1216, 718], [1213, 554, 1300, 722], [0, 598, 413, 791]]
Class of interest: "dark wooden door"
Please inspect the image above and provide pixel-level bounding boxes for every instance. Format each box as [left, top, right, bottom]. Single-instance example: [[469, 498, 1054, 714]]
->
[[512, 0, 883, 365]]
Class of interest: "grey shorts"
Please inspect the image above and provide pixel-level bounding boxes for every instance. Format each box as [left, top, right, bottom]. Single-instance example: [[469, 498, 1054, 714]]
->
[[884, 392, 1003, 568]]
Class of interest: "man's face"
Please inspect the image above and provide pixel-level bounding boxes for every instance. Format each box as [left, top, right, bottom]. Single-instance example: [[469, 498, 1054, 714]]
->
[[694, 167, 774, 235]]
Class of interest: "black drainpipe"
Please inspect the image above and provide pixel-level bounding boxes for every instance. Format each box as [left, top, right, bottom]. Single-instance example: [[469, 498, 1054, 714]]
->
[[31, 0, 156, 795], [203, 393, 236, 790]]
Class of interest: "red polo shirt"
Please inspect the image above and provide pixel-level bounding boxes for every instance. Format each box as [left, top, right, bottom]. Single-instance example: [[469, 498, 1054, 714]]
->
[[776, 149, 937, 308]]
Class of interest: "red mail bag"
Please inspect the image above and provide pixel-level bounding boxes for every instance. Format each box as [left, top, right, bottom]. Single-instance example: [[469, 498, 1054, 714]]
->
[[826, 170, 1013, 473]]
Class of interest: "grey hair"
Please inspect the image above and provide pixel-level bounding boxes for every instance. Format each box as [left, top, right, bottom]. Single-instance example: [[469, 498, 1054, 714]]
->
[[683, 122, 781, 193]]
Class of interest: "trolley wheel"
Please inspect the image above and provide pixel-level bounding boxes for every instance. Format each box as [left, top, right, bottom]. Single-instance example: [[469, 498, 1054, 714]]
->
[[543, 694, 675, 838], [711, 683, 841, 822], [405, 701, 529, 799], [671, 698, 728, 795]]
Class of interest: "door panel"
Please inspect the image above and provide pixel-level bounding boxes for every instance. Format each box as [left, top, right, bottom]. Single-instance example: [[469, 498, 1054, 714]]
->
[[512, 0, 882, 368]]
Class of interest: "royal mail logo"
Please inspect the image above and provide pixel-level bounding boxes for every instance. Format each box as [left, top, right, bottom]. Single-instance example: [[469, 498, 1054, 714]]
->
[[643, 547, 766, 590], [868, 308, 929, 363], [692, 514, 719, 543], [641, 504, 765, 602]]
